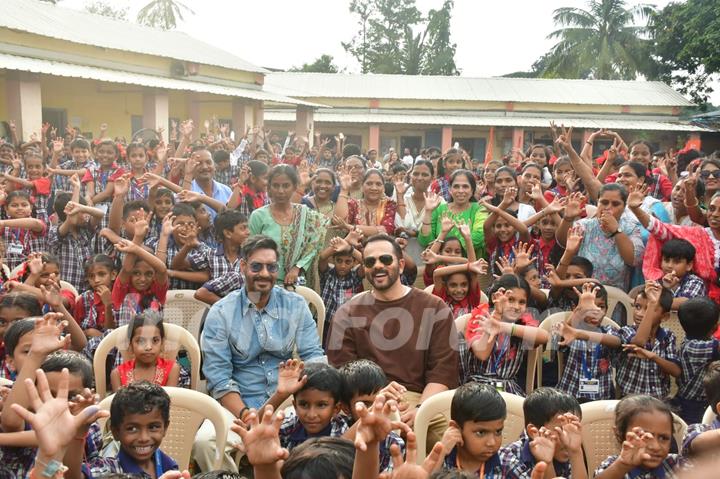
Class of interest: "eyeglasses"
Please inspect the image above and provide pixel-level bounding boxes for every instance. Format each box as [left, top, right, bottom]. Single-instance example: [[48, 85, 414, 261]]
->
[[249, 262, 279, 273], [700, 170, 720, 179], [363, 254, 395, 268]]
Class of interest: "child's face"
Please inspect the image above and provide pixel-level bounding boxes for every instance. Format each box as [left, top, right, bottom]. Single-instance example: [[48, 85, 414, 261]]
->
[[529, 147, 548, 167], [38, 263, 60, 288], [458, 418, 504, 463], [0, 145, 14, 160], [538, 414, 575, 463], [215, 159, 230, 172], [293, 388, 340, 435], [583, 297, 609, 327], [123, 209, 147, 237], [446, 273, 470, 302], [554, 163, 572, 185], [131, 325, 162, 365], [6, 330, 33, 373], [25, 157, 45, 180], [6, 196, 32, 219], [539, 216, 558, 241], [130, 260, 155, 291], [661, 256, 692, 278], [87, 264, 115, 291], [0, 307, 28, 339], [194, 206, 211, 230], [112, 407, 168, 465], [71, 147, 90, 165], [128, 148, 147, 171], [172, 215, 198, 244], [45, 371, 85, 400], [95, 144, 117, 168], [501, 287, 528, 321], [333, 254, 355, 277], [441, 240, 463, 257], [623, 410, 672, 469], [524, 268, 541, 290], [494, 172, 515, 196], [348, 393, 376, 421], [251, 173, 268, 192], [153, 195, 174, 219], [565, 265, 587, 281], [226, 222, 249, 246], [444, 156, 462, 175], [493, 217, 515, 243], [632, 294, 663, 327]]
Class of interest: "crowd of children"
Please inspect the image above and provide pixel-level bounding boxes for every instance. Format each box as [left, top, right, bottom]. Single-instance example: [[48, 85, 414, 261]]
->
[[1, 118, 720, 478]]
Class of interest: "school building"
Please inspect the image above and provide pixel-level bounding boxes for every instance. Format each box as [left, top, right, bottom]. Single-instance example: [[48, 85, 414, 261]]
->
[[0, 0, 715, 159]]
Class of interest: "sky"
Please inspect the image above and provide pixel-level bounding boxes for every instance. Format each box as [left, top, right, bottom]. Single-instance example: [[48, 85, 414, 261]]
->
[[60, 0, 718, 102]]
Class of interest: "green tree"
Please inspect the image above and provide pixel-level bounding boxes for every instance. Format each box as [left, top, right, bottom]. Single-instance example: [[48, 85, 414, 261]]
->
[[85, 1, 128, 21], [137, 0, 193, 30], [650, 0, 720, 106], [290, 54, 340, 73], [343, 0, 458, 75], [538, 0, 656, 80]]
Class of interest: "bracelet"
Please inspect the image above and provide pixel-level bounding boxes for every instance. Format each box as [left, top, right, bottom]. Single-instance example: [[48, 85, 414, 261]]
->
[[422, 222, 431, 225], [685, 200, 699, 208], [156, 249, 167, 254], [338, 194, 349, 199], [238, 406, 250, 421], [586, 141, 593, 145], [511, 323, 517, 336], [33, 458, 68, 478]]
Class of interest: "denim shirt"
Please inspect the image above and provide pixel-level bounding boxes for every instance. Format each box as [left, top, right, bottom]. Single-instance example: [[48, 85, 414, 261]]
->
[[201, 286, 326, 409]]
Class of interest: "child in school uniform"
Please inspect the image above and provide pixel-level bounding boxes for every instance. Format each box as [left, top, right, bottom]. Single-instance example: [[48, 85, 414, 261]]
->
[[681, 360, 720, 458]]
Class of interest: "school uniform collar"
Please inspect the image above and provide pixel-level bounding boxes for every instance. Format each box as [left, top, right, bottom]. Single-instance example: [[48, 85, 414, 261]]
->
[[288, 420, 333, 444], [117, 448, 177, 476], [628, 464, 667, 479]]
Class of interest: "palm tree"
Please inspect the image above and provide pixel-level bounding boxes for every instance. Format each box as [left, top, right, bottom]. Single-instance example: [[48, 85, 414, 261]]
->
[[540, 0, 656, 80], [137, 0, 193, 30]]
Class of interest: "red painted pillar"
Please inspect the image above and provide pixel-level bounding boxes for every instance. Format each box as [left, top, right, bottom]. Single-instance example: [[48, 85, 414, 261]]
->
[[441, 126, 453, 152], [369, 125, 380, 152], [512, 128, 524, 150]]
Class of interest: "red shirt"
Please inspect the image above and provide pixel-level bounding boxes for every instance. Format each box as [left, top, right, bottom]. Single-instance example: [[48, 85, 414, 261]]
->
[[432, 281, 482, 318], [31, 177, 51, 196], [111, 275, 168, 310]]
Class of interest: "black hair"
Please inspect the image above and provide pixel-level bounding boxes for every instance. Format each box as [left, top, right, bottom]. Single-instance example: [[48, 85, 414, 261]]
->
[[95, 475, 144, 479], [449, 169, 477, 203], [678, 298, 720, 340], [599, 182, 628, 204], [429, 472, 476, 479], [54, 192, 88, 222], [629, 140, 653, 154], [525, 144, 552, 162], [191, 473, 244, 479], [437, 149, 465, 177], [521, 162, 544, 177], [391, 163, 408, 175], [268, 164, 299, 187], [122, 200, 151, 219], [5, 190, 36, 218], [661, 238, 696, 263], [704, 361, 720, 414], [96, 139, 120, 157], [3, 318, 36, 357], [363, 233, 404, 261], [569, 256, 594, 278], [85, 254, 116, 274], [342, 144, 362, 160], [523, 387, 581, 428], [636, 285, 674, 314], [154, 187, 175, 201], [312, 168, 337, 186], [298, 362, 343, 403], [110, 381, 171, 429], [621, 161, 649, 183], [212, 150, 230, 163], [171, 202, 196, 219], [594, 283, 608, 305], [488, 275, 531, 308], [614, 395, 674, 444], [125, 142, 146, 158], [344, 155, 366, 170], [412, 159, 435, 177], [70, 138, 91, 151], [247, 160, 269, 180], [441, 236, 466, 257], [241, 234, 278, 260], [0, 292, 42, 317], [451, 383, 506, 427], [16, 253, 61, 283], [214, 210, 248, 241], [41, 350, 94, 389], [338, 359, 388, 405], [363, 168, 384, 184], [127, 310, 165, 345], [282, 438, 354, 479]]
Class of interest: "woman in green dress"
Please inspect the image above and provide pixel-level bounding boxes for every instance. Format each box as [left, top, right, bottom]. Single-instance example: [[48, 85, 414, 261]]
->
[[418, 169, 489, 259], [248, 165, 329, 287]]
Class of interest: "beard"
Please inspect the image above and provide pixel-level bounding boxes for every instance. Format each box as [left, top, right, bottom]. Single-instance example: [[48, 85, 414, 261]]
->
[[367, 265, 400, 291]]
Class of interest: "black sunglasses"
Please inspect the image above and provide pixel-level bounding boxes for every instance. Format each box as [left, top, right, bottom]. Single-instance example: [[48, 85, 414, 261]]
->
[[363, 254, 395, 269], [701, 170, 720, 179], [249, 262, 279, 273]]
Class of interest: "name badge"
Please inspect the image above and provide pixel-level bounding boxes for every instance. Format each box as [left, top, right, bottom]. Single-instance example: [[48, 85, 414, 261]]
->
[[7, 243, 23, 255], [495, 381, 505, 392], [579, 378, 600, 394]]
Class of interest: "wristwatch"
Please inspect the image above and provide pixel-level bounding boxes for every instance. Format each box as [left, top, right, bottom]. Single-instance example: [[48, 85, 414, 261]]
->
[[609, 229, 620, 238]]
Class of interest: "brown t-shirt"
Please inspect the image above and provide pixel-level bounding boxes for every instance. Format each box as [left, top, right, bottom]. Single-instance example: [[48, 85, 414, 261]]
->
[[327, 288, 459, 393]]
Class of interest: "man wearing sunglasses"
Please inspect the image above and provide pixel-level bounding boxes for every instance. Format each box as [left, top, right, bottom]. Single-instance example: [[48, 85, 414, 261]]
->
[[197, 234, 325, 471], [327, 233, 459, 450]]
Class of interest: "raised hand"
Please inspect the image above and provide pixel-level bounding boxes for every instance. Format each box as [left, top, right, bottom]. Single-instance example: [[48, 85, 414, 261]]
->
[[501, 186, 517, 207], [557, 323, 580, 346], [440, 214, 454, 234], [421, 248, 440, 265], [662, 271, 680, 290], [114, 238, 137, 254], [30, 313, 70, 357], [512, 242, 535, 270], [495, 256, 515, 276], [618, 427, 653, 467], [40, 285, 64, 311], [573, 282, 600, 313], [275, 359, 307, 397], [627, 184, 648, 209], [555, 413, 583, 454], [345, 227, 364, 248], [440, 424, 464, 455], [160, 213, 175, 237], [598, 209, 619, 235], [424, 191, 442, 212], [565, 225, 584, 252], [329, 236, 351, 253], [379, 432, 443, 479], [528, 179, 543, 201], [528, 426, 556, 463], [458, 223, 471, 239], [231, 407, 289, 465], [468, 258, 489, 275], [338, 169, 353, 192], [113, 174, 130, 198], [69, 173, 81, 191], [63, 201, 82, 217], [622, 343, 656, 360], [27, 252, 44, 276], [564, 192, 585, 220], [395, 181, 408, 197], [354, 395, 407, 452]]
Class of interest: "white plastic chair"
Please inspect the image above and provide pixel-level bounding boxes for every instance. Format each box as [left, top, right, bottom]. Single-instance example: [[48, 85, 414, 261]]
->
[[163, 290, 210, 340], [498, 391, 525, 446], [97, 386, 229, 470], [292, 285, 326, 342], [702, 406, 716, 425], [93, 323, 201, 398], [605, 285, 634, 323]]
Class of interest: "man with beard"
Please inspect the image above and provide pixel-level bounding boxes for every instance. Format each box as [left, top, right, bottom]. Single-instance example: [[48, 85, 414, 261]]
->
[[195, 234, 325, 471], [183, 146, 233, 220], [327, 233, 459, 449]]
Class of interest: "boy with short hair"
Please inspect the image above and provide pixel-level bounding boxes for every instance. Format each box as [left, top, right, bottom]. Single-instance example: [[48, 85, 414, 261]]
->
[[682, 360, 720, 457], [660, 238, 707, 310], [107, 381, 178, 477], [500, 387, 586, 479], [673, 298, 720, 424], [278, 362, 348, 450], [338, 359, 405, 473], [212, 149, 237, 186], [547, 227, 597, 312], [318, 237, 364, 344], [612, 282, 680, 399], [438, 383, 507, 476], [51, 137, 94, 194], [180, 209, 249, 305]]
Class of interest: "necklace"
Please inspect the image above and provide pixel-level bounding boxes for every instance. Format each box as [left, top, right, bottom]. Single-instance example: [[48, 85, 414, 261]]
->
[[270, 205, 295, 225]]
